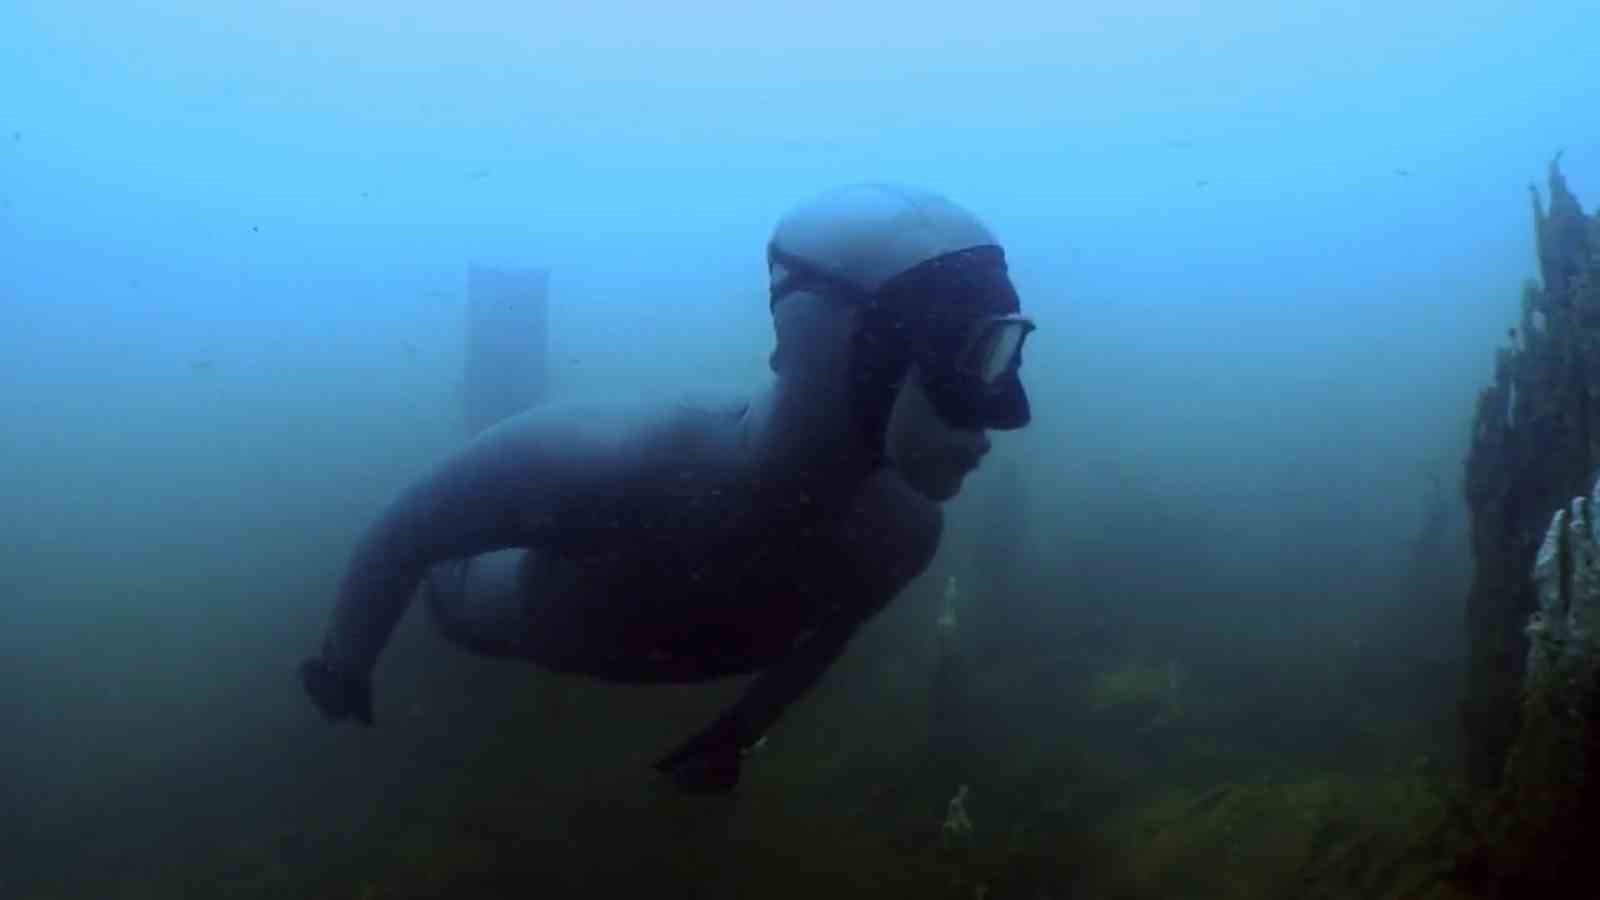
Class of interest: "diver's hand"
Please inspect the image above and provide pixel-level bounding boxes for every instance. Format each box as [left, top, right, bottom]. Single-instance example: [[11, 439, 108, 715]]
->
[[653, 712, 758, 793], [299, 657, 375, 726]]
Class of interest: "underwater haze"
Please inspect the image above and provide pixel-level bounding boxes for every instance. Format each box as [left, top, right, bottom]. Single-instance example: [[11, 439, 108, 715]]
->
[[1, 1, 1594, 897]]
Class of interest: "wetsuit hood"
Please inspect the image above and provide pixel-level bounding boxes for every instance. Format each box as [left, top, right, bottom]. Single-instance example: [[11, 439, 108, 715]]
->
[[765, 184, 1032, 457]]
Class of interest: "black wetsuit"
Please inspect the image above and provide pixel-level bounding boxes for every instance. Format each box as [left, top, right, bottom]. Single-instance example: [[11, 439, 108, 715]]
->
[[313, 393, 941, 786]]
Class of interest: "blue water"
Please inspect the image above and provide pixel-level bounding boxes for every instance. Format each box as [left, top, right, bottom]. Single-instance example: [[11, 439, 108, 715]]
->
[[1, 2, 1592, 896]]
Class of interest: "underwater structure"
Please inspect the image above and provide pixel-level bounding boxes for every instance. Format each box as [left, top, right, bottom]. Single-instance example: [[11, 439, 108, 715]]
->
[[1460, 155, 1596, 790], [1460, 155, 1600, 890], [930, 575, 978, 784], [462, 264, 551, 435], [968, 458, 1034, 659], [1480, 478, 1600, 888]]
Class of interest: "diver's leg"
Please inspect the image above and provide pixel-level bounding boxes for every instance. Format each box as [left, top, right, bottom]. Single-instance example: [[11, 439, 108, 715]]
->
[[424, 549, 546, 660]]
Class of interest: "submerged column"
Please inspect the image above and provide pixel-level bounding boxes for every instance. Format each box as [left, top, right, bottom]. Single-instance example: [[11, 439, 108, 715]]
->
[[1481, 479, 1600, 890], [1461, 155, 1597, 787], [463, 265, 550, 435]]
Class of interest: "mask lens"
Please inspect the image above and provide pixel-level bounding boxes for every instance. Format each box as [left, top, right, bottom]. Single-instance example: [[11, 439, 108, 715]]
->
[[959, 316, 1034, 384]]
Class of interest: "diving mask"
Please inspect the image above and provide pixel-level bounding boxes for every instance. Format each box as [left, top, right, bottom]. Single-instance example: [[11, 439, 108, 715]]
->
[[768, 242, 1036, 432]]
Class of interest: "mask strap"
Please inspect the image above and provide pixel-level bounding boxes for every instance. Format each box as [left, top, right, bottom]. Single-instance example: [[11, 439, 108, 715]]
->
[[767, 244, 874, 309]]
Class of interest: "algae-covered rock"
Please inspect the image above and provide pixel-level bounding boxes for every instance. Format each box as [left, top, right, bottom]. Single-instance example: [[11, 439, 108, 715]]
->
[[1094, 775, 1476, 900], [1087, 658, 1186, 726]]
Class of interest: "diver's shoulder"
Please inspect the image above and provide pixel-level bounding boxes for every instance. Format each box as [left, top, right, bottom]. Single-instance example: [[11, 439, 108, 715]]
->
[[484, 392, 749, 464], [651, 390, 752, 461], [481, 398, 660, 450], [669, 387, 754, 422]]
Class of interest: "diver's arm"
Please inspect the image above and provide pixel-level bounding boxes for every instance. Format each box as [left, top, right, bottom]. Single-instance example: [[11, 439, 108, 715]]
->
[[303, 412, 611, 724], [656, 477, 940, 784], [656, 487, 940, 791], [730, 613, 863, 737], [653, 611, 864, 789]]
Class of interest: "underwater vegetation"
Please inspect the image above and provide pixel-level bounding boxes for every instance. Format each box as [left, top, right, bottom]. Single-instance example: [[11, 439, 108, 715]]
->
[[1098, 775, 1477, 900]]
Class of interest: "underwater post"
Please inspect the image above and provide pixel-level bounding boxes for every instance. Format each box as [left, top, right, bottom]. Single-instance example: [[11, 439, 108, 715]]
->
[[463, 264, 551, 435], [1460, 154, 1597, 790], [1459, 154, 1600, 889], [1484, 479, 1600, 887]]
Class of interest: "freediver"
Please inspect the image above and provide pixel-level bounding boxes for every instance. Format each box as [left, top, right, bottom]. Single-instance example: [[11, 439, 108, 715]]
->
[[299, 184, 1038, 792]]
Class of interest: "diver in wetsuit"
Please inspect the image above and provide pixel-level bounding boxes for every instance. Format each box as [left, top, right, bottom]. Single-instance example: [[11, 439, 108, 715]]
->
[[300, 184, 1037, 791]]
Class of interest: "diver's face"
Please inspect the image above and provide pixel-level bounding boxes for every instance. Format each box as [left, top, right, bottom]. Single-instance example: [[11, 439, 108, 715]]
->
[[884, 364, 992, 501]]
